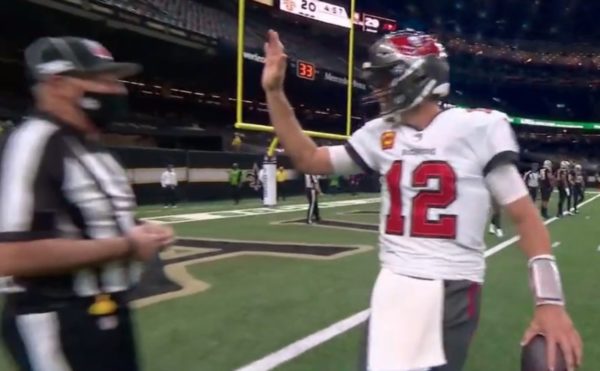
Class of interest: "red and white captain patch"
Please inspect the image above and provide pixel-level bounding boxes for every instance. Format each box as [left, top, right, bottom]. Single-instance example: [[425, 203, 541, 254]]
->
[[381, 131, 396, 150], [83, 40, 114, 60]]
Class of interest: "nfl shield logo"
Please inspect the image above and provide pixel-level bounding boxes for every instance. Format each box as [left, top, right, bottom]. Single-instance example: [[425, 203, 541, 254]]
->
[[381, 131, 396, 150]]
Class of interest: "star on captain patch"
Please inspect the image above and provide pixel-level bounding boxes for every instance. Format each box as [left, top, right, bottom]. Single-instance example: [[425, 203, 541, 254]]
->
[[381, 131, 396, 150]]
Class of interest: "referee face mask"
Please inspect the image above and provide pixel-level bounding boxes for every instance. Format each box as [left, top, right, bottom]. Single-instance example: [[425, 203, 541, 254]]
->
[[78, 88, 129, 129]]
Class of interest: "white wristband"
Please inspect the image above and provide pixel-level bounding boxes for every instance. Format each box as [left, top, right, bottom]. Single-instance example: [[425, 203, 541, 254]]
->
[[528, 255, 565, 306]]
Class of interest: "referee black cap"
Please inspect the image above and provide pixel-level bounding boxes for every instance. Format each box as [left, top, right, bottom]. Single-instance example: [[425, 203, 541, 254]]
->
[[25, 36, 142, 81]]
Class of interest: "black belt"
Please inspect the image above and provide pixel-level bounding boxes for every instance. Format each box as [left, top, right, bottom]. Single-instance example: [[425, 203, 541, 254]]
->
[[4, 291, 130, 315]]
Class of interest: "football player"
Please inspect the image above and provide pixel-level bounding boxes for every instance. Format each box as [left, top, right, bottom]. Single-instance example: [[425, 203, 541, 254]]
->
[[261, 29, 582, 371], [567, 162, 576, 214], [572, 164, 585, 213], [539, 160, 554, 219], [556, 161, 571, 217]]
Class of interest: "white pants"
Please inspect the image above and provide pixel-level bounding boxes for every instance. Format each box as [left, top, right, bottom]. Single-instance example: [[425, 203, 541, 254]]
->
[[368, 268, 446, 371]]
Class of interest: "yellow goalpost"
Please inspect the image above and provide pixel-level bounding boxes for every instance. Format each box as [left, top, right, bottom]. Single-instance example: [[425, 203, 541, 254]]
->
[[234, 0, 358, 156]]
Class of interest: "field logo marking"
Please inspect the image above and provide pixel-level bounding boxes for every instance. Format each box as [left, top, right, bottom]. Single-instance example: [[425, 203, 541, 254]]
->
[[130, 238, 372, 308], [236, 193, 600, 371]]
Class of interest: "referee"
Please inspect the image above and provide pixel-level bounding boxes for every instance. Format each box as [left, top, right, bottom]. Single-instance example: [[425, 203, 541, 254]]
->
[[305, 173, 321, 224], [0, 37, 173, 371], [523, 163, 540, 201]]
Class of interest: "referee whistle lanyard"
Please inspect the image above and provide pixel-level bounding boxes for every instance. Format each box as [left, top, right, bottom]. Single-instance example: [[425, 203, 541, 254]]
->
[[88, 294, 118, 316]]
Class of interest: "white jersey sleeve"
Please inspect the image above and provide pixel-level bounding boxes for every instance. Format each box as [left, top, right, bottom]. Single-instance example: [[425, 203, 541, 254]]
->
[[485, 164, 529, 206], [473, 112, 520, 175], [327, 145, 362, 175], [344, 120, 384, 174]]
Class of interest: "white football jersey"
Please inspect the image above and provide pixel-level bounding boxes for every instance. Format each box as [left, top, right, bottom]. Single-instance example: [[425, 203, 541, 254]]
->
[[346, 108, 519, 282]]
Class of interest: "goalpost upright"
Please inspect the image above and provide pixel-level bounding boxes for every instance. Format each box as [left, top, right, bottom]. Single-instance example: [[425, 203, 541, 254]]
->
[[234, 0, 357, 206], [234, 0, 357, 142]]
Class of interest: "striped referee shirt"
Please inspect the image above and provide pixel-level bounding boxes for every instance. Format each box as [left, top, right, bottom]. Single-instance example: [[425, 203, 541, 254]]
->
[[523, 170, 540, 188], [305, 174, 318, 189], [0, 112, 141, 304]]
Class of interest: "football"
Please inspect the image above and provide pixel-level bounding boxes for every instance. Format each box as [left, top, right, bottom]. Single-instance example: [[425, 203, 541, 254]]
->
[[521, 335, 568, 371]]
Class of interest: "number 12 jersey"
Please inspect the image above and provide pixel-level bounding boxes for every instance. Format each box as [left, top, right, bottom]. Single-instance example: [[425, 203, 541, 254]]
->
[[346, 108, 519, 283]]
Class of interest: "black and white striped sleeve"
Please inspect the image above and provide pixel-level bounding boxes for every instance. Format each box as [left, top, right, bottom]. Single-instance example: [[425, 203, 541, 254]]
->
[[0, 119, 61, 240]]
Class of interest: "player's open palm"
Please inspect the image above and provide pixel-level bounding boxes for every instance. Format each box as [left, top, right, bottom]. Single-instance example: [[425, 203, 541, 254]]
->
[[262, 29, 287, 92], [522, 305, 583, 370]]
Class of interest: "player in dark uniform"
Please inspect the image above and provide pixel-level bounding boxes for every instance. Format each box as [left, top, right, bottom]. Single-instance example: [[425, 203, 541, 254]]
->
[[539, 160, 554, 219], [556, 161, 570, 217], [572, 164, 585, 213], [566, 163, 576, 214]]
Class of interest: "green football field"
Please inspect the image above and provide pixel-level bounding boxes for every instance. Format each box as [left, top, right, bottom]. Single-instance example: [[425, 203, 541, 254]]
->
[[1, 192, 599, 371]]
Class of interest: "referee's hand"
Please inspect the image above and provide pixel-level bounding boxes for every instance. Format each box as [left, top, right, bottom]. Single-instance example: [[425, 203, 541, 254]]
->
[[127, 224, 175, 261]]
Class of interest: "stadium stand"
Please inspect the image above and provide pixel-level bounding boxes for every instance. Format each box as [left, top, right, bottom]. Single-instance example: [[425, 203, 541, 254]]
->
[[0, 0, 599, 203]]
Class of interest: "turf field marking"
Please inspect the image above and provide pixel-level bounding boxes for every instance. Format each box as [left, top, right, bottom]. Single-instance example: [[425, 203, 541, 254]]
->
[[131, 238, 373, 308], [143, 198, 380, 224], [272, 218, 378, 233], [236, 193, 600, 371]]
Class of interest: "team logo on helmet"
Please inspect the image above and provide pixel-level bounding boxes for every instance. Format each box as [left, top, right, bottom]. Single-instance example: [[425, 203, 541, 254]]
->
[[388, 32, 442, 57], [83, 40, 114, 60], [381, 131, 396, 150], [407, 35, 424, 47]]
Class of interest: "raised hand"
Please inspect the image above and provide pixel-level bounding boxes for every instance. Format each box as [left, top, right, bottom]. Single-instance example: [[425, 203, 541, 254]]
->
[[261, 30, 288, 92]]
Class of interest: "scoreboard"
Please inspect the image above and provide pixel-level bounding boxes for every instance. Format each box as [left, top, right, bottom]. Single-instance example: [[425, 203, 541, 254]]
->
[[296, 60, 316, 80], [279, 0, 397, 34], [280, 0, 351, 28], [275, 1, 398, 86], [361, 13, 397, 33]]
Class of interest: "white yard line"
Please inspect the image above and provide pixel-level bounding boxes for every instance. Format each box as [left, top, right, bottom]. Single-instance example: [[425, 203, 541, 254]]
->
[[236, 193, 600, 371], [142, 197, 380, 224]]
